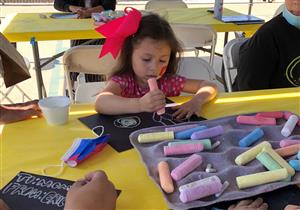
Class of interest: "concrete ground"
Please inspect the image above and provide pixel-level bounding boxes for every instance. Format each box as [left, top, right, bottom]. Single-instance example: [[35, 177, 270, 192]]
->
[[0, 1, 284, 103]]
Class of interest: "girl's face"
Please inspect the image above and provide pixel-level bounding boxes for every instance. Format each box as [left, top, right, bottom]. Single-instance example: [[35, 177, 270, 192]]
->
[[286, 0, 300, 16], [131, 38, 171, 87]]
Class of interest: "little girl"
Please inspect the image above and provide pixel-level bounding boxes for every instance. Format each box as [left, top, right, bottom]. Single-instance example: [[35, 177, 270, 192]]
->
[[95, 9, 218, 120]]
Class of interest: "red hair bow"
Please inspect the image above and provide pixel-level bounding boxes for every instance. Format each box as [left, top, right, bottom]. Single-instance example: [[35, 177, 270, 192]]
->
[[95, 7, 142, 59]]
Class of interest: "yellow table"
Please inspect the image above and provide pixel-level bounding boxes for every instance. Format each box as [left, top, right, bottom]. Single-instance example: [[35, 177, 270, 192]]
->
[[157, 7, 262, 33], [1, 87, 299, 209]]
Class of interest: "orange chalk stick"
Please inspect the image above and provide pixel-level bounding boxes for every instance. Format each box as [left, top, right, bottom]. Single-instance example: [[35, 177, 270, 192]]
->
[[275, 144, 300, 157], [158, 161, 174, 193]]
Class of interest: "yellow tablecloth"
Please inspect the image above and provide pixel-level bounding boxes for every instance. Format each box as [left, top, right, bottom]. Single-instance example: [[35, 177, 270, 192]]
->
[[1, 87, 299, 209], [0, 8, 262, 42]]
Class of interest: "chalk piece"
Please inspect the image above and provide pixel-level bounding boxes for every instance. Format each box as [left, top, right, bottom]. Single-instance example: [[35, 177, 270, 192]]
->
[[158, 161, 174, 193], [283, 111, 300, 126], [256, 151, 282, 171], [179, 176, 222, 203], [256, 111, 283, 118], [298, 151, 300, 160], [179, 175, 221, 192], [235, 141, 271, 166], [236, 115, 276, 125], [168, 139, 212, 150], [215, 181, 230, 197], [280, 139, 300, 147], [211, 141, 221, 150], [191, 125, 224, 140], [263, 147, 295, 176], [239, 128, 264, 147], [275, 144, 300, 157], [171, 154, 202, 181], [165, 124, 199, 132], [236, 168, 288, 189], [289, 160, 300, 171], [175, 125, 207, 139], [138, 131, 174, 143], [281, 115, 298, 137], [148, 78, 165, 115], [164, 143, 204, 156]]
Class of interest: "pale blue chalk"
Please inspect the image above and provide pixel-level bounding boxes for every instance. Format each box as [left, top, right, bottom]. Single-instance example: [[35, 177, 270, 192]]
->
[[190, 125, 224, 140], [239, 128, 264, 147], [168, 139, 212, 149], [175, 125, 207, 139], [289, 160, 300, 171], [297, 151, 300, 160]]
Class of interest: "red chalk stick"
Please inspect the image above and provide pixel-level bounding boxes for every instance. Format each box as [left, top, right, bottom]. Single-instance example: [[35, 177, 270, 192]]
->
[[148, 78, 165, 115], [236, 115, 276, 125]]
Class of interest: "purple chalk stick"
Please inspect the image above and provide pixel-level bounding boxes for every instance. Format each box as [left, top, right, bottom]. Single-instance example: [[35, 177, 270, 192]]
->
[[191, 125, 224, 140], [171, 154, 202, 181], [179, 176, 222, 203]]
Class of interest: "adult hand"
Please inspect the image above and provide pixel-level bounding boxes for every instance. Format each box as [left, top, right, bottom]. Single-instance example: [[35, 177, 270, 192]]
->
[[228, 198, 268, 210], [69, 5, 84, 13], [0, 199, 10, 210], [64, 170, 117, 210], [139, 89, 165, 113]]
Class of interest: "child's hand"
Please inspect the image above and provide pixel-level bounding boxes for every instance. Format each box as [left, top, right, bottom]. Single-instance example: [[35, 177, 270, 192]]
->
[[139, 89, 165, 112], [172, 98, 202, 120], [284, 205, 300, 210], [0, 199, 10, 210], [228, 198, 268, 210]]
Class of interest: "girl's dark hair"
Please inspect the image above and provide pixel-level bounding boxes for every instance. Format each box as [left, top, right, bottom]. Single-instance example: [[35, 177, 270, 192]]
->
[[110, 13, 182, 78]]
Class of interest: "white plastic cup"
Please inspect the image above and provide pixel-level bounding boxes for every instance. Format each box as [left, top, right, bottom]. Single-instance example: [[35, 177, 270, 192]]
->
[[38, 96, 70, 125]]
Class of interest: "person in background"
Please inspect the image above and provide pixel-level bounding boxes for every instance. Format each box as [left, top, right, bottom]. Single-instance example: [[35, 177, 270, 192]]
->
[[233, 0, 300, 91], [95, 11, 218, 120], [0, 100, 41, 125], [53, 0, 117, 87]]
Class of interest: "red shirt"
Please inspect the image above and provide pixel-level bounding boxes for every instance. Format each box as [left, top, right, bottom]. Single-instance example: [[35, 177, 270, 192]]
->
[[111, 74, 186, 98]]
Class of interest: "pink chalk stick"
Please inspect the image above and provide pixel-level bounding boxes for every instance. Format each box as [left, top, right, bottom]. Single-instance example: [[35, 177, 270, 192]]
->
[[165, 124, 199, 132], [164, 143, 204, 156], [148, 78, 165, 115], [190, 125, 224, 140], [283, 111, 300, 126], [179, 176, 222, 203], [236, 115, 276, 125], [171, 154, 202, 181], [256, 111, 283, 119], [280, 139, 300, 148]]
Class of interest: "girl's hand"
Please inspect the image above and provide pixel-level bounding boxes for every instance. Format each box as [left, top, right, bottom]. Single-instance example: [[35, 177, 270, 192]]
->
[[172, 98, 202, 120], [284, 205, 300, 210], [228, 198, 268, 210], [77, 8, 91, 18], [139, 89, 165, 113]]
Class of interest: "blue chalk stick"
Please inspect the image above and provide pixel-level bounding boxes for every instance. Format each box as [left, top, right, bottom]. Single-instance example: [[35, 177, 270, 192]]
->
[[175, 125, 207, 139], [297, 151, 300, 160], [289, 160, 300, 171], [239, 128, 264, 147]]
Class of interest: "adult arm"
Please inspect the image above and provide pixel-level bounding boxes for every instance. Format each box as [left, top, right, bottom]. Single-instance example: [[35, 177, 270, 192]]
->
[[54, 0, 72, 12], [233, 29, 278, 91]]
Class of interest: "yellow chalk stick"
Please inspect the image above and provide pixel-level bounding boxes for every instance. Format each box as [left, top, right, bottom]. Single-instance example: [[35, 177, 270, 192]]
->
[[236, 168, 288, 189], [235, 141, 272, 166], [158, 161, 174, 193], [263, 146, 295, 176], [138, 131, 174, 143]]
